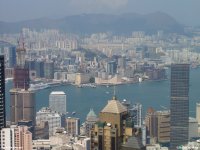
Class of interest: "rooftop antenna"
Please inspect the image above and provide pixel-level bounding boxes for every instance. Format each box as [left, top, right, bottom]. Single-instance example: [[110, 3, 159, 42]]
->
[[113, 85, 117, 100]]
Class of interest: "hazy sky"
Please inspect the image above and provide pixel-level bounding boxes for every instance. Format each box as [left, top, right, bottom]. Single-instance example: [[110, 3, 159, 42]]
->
[[0, 0, 199, 26]]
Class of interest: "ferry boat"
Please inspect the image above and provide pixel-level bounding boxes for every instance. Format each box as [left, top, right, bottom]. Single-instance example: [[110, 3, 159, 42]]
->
[[5, 78, 13, 83], [28, 83, 49, 91]]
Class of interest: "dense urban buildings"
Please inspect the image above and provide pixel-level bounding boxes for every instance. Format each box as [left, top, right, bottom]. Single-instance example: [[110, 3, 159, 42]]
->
[[170, 64, 190, 149], [0, 55, 5, 148], [1, 22, 200, 149]]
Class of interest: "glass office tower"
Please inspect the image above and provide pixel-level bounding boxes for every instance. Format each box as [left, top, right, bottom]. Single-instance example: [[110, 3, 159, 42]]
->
[[0, 55, 5, 129], [170, 64, 189, 149]]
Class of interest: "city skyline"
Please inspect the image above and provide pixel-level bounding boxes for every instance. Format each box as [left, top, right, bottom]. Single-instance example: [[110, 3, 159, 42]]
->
[[0, 1, 200, 148]]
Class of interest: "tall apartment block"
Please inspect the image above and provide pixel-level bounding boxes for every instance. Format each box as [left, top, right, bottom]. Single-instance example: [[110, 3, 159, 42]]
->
[[170, 64, 189, 149], [1, 125, 32, 150], [145, 108, 170, 144], [66, 117, 80, 136]]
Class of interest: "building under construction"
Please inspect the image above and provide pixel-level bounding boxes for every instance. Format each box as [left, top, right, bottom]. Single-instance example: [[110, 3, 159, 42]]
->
[[13, 34, 30, 90]]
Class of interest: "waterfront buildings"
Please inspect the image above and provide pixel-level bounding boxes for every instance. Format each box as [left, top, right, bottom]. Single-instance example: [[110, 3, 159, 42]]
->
[[49, 91, 67, 114], [44, 61, 54, 79], [66, 117, 80, 136], [170, 64, 189, 149], [35, 60, 44, 78], [75, 73, 91, 85], [0, 55, 5, 148], [10, 89, 35, 125], [1, 125, 32, 150]]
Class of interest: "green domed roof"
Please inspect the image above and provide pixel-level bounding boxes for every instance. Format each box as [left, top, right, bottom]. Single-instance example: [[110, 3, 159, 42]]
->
[[87, 108, 97, 118]]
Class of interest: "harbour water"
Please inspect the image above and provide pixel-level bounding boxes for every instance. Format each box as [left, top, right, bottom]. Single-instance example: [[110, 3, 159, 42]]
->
[[5, 68, 200, 122]]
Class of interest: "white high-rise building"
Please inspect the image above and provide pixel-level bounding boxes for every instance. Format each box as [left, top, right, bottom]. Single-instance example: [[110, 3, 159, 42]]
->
[[49, 91, 66, 114], [132, 103, 142, 127], [36, 107, 65, 136]]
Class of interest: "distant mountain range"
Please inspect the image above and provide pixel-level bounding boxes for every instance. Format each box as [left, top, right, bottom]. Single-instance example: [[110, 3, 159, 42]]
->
[[0, 12, 184, 34]]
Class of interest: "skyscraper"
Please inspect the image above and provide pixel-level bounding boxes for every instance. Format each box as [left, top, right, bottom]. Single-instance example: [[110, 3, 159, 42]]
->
[[10, 89, 35, 125], [132, 103, 142, 127], [49, 91, 66, 114], [0, 55, 5, 130], [90, 96, 145, 150], [170, 64, 189, 149]]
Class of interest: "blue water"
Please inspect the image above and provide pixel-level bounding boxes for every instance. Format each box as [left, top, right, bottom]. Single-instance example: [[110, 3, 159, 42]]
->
[[5, 68, 200, 122]]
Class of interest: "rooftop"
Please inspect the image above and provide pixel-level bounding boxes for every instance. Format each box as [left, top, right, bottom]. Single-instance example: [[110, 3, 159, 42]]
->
[[50, 91, 66, 95], [101, 96, 127, 114]]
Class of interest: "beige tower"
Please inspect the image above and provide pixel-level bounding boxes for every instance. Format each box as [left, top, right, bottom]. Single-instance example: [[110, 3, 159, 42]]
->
[[90, 96, 143, 150], [10, 89, 35, 125]]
